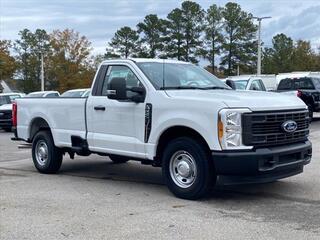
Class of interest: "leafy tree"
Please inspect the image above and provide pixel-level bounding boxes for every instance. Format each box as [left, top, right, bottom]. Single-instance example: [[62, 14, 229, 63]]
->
[[14, 29, 50, 93], [292, 40, 318, 71], [201, 4, 223, 72], [164, 8, 184, 60], [180, 1, 205, 63], [137, 14, 166, 58], [108, 26, 139, 58], [262, 33, 294, 74], [0, 40, 16, 81], [48, 29, 94, 92], [221, 2, 257, 75]]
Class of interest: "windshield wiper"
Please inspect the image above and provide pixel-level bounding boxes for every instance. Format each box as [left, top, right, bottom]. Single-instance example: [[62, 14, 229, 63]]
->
[[202, 86, 231, 90], [160, 86, 206, 90]]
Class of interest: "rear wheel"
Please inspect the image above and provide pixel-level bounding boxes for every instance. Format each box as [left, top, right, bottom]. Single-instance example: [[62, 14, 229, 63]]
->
[[109, 155, 129, 164], [32, 130, 63, 173], [162, 137, 216, 200]]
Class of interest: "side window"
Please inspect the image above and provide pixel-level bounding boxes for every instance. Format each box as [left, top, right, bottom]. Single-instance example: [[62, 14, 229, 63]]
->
[[313, 78, 320, 89], [46, 93, 59, 98], [278, 79, 292, 90], [101, 65, 142, 98], [250, 80, 264, 91], [293, 78, 315, 90]]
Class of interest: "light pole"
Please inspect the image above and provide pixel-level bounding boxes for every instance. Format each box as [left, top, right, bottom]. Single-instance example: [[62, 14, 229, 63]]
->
[[253, 16, 271, 75], [41, 52, 44, 91]]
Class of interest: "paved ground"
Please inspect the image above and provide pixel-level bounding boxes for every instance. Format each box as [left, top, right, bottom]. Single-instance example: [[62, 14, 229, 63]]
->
[[1, 115, 320, 240]]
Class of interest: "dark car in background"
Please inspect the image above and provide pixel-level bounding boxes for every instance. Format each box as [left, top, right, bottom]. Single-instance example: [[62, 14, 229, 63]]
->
[[0, 93, 25, 132], [276, 77, 320, 119]]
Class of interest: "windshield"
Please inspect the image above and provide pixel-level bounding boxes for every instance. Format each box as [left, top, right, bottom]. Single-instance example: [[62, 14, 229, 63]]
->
[[61, 90, 86, 98], [137, 62, 229, 90], [0, 95, 21, 105], [312, 78, 320, 89], [0, 96, 9, 105], [233, 80, 248, 90]]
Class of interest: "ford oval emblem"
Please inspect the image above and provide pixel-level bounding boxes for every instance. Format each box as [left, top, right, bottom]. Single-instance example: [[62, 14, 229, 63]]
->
[[282, 120, 298, 133]]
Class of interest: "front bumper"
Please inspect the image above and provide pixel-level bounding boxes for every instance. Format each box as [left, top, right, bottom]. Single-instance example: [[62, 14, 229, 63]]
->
[[212, 141, 312, 185]]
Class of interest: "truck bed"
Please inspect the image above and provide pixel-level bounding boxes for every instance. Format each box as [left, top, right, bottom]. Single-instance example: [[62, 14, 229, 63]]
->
[[16, 98, 87, 147]]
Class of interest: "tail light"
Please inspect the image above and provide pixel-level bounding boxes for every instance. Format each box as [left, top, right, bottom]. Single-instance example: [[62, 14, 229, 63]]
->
[[297, 90, 302, 98], [12, 102, 17, 127]]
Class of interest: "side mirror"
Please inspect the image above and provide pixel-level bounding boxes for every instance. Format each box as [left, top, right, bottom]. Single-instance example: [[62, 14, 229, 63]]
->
[[129, 86, 145, 103], [107, 77, 127, 100], [226, 80, 236, 90]]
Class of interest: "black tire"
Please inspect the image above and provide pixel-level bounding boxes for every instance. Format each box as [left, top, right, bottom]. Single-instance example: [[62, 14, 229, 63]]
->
[[109, 155, 129, 164], [3, 128, 12, 132], [162, 137, 216, 200], [32, 130, 63, 173]]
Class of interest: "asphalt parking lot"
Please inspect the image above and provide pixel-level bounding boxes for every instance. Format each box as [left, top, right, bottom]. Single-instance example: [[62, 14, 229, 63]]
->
[[1, 116, 320, 240]]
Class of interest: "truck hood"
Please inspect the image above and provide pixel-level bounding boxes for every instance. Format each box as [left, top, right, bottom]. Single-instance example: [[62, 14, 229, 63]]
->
[[165, 90, 307, 111], [0, 103, 12, 111]]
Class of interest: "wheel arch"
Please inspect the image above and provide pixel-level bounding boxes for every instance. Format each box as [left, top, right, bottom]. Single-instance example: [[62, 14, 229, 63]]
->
[[155, 125, 211, 165], [29, 117, 52, 142]]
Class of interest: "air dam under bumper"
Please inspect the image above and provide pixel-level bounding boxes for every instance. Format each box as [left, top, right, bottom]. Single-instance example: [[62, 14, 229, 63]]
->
[[213, 141, 312, 185]]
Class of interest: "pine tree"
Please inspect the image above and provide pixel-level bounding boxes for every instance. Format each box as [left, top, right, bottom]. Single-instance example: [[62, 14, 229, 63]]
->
[[221, 2, 257, 75], [108, 26, 139, 58]]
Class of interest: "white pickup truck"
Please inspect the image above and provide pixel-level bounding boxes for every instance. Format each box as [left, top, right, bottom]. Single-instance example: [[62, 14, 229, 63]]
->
[[12, 59, 312, 199]]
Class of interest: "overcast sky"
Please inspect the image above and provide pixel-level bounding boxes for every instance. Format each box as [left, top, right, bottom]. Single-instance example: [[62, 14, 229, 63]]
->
[[1, 0, 320, 55]]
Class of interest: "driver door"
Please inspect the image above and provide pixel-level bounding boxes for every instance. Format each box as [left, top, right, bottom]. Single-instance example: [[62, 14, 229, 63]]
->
[[86, 64, 146, 158]]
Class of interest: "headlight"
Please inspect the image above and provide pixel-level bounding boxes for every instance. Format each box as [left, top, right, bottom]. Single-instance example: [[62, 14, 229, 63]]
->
[[218, 108, 252, 150]]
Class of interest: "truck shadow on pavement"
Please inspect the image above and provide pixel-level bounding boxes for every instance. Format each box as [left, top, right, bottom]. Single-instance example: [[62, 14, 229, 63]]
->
[[57, 158, 320, 233]]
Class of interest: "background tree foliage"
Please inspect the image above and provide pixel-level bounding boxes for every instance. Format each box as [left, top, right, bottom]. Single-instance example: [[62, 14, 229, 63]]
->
[[0, 40, 16, 80], [107, 26, 139, 58], [137, 14, 166, 58], [47, 29, 94, 92], [220, 2, 257, 75], [201, 4, 223, 73], [262, 34, 320, 74], [14, 29, 50, 93]]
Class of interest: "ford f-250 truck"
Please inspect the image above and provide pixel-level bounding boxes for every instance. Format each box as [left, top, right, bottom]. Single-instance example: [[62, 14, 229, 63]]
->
[[12, 59, 312, 199]]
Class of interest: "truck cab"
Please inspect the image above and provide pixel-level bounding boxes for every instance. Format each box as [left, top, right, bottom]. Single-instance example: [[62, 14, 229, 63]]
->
[[13, 59, 312, 199]]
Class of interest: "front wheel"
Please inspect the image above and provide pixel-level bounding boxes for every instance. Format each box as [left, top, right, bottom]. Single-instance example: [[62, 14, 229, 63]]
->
[[162, 137, 216, 200], [32, 130, 63, 173]]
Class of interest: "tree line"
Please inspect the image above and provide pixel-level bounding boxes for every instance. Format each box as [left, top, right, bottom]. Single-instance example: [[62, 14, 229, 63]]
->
[[0, 1, 319, 93], [0, 29, 96, 93], [106, 1, 320, 76]]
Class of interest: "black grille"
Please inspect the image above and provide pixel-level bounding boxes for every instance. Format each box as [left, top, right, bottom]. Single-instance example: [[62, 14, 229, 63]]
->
[[242, 109, 309, 147], [0, 110, 12, 120]]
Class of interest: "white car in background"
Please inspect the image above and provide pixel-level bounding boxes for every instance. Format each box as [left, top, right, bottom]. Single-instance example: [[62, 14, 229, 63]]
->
[[225, 75, 277, 91], [26, 91, 60, 98], [61, 88, 90, 98]]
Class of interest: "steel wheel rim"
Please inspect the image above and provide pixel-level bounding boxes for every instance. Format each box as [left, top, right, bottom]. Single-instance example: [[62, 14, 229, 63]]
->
[[35, 140, 48, 166], [169, 150, 197, 188]]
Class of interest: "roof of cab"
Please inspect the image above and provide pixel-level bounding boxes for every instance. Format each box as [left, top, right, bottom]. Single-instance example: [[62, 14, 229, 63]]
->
[[101, 58, 190, 65]]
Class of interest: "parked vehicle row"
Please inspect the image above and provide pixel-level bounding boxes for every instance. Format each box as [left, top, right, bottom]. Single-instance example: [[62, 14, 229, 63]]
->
[[12, 58, 312, 200]]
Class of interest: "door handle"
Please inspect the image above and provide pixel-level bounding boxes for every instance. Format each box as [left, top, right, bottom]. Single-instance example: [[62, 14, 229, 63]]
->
[[94, 105, 106, 111]]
